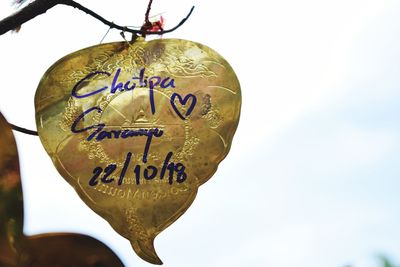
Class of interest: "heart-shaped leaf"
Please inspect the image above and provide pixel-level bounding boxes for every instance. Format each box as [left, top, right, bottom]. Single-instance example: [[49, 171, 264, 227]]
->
[[35, 38, 241, 264]]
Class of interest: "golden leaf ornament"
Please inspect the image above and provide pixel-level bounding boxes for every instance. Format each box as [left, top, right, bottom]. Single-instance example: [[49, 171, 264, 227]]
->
[[35, 38, 241, 264]]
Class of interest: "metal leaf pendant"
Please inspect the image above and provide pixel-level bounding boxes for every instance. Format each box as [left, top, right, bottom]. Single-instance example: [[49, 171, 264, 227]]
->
[[35, 38, 241, 264]]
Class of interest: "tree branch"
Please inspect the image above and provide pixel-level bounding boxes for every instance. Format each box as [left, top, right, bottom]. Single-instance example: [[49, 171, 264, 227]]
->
[[0, 0, 194, 37], [0, 0, 59, 36], [9, 123, 38, 136], [61, 0, 194, 35]]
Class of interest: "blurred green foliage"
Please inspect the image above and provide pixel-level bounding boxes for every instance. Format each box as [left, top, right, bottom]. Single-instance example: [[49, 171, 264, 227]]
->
[[380, 256, 396, 267], [345, 256, 397, 267]]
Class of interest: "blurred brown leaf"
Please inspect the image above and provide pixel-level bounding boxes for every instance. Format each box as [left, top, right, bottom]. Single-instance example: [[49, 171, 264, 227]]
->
[[0, 111, 124, 267]]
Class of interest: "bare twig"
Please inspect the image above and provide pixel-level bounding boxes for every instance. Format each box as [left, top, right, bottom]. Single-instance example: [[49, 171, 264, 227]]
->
[[9, 123, 38, 136], [0, 0, 59, 35], [62, 0, 194, 35], [0, 0, 195, 36]]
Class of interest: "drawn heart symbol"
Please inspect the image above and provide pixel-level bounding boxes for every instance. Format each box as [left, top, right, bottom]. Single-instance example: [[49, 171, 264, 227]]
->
[[35, 38, 241, 265], [170, 93, 197, 120]]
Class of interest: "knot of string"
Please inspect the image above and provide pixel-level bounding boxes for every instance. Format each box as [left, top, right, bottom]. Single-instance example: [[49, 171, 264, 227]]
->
[[140, 0, 163, 37]]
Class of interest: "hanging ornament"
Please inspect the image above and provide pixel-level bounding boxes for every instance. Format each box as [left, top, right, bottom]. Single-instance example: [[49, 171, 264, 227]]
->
[[35, 38, 241, 264]]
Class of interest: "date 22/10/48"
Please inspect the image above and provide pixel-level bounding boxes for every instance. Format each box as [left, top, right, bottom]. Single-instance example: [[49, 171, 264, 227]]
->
[[88, 151, 187, 187]]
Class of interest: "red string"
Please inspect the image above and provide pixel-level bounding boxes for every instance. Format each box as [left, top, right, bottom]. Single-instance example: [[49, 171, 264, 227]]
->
[[140, 0, 164, 37]]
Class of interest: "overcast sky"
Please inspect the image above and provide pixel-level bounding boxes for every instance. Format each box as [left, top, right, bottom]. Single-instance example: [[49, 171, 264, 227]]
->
[[1, 0, 400, 266]]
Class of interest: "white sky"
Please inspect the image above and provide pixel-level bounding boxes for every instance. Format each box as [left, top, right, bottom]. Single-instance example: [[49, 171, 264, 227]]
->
[[1, 0, 400, 266]]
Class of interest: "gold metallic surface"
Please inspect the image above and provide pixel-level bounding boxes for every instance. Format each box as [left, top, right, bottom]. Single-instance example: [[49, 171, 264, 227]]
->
[[35, 38, 241, 264], [0, 112, 124, 266]]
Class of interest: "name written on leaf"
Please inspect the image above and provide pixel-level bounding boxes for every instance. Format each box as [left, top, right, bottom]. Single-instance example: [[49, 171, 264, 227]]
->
[[71, 67, 197, 119]]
